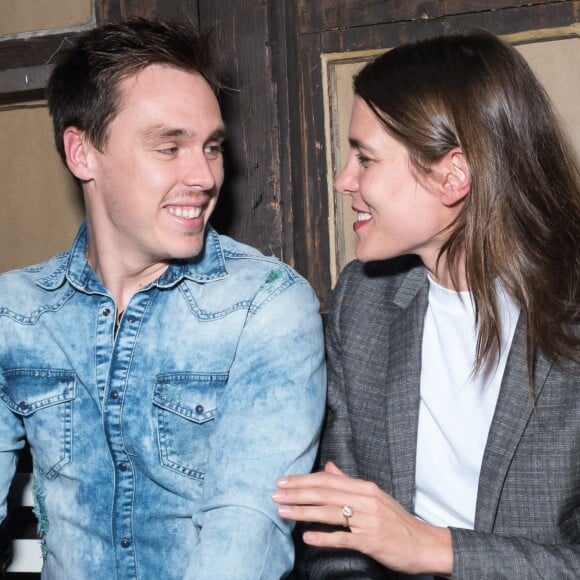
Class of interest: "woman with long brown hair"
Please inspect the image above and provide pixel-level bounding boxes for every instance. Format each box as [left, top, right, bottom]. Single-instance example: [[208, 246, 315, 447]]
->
[[273, 30, 580, 578]]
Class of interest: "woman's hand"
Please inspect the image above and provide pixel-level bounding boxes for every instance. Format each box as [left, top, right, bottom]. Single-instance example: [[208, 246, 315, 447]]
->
[[272, 462, 453, 576]]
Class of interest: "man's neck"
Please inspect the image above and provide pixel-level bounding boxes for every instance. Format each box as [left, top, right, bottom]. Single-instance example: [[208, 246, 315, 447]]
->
[[86, 244, 169, 314]]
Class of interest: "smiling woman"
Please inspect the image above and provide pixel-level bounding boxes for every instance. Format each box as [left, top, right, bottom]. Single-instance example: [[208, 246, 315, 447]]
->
[[326, 35, 580, 284], [274, 30, 580, 579], [335, 96, 470, 287]]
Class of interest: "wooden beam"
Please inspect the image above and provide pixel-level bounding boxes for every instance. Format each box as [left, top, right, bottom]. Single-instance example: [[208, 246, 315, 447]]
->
[[0, 65, 52, 105], [96, 0, 200, 23]]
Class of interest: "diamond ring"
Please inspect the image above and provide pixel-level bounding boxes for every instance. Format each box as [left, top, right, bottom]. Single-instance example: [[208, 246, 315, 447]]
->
[[342, 505, 354, 527]]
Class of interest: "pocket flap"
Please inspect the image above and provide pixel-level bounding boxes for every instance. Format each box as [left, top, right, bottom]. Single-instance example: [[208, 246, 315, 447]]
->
[[0, 369, 76, 417], [153, 373, 227, 424]]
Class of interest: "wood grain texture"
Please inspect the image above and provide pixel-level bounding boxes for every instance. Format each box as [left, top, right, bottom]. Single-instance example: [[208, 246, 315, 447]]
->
[[96, 0, 199, 23], [198, 0, 286, 260], [297, 0, 572, 34]]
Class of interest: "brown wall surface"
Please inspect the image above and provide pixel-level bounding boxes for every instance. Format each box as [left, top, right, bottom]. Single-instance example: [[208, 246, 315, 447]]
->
[[0, 1, 578, 305], [0, 0, 92, 35], [0, 104, 83, 272]]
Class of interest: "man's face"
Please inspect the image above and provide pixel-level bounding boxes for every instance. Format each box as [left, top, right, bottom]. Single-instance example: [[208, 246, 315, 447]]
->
[[84, 64, 225, 264]]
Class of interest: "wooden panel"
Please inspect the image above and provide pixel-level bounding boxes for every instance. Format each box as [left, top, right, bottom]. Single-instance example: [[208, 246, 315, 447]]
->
[[316, 2, 580, 53], [0, 34, 83, 74], [298, 0, 569, 34], [290, 29, 333, 308], [264, 1, 299, 270], [0, 65, 52, 106], [0, 103, 84, 273], [0, 0, 92, 36], [326, 56, 371, 278], [96, 0, 199, 23], [516, 35, 580, 159], [0, 0, 201, 117], [198, 0, 286, 259]]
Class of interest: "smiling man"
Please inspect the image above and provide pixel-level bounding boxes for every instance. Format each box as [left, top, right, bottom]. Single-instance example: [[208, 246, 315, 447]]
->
[[0, 19, 325, 580]]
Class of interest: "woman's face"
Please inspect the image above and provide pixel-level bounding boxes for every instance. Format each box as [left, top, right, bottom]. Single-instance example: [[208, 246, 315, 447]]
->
[[335, 96, 458, 270]]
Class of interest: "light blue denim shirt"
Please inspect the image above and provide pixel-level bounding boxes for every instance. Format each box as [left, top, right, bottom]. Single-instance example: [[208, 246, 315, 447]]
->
[[0, 223, 326, 579]]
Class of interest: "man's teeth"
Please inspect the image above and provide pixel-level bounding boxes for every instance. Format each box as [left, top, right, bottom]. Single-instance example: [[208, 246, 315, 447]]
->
[[357, 212, 372, 221], [168, 206, 202, 219]]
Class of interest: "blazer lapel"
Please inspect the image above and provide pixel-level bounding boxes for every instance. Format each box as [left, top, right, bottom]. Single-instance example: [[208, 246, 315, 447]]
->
[[382, 268, 428, 512], [475, 317, 553, 531]]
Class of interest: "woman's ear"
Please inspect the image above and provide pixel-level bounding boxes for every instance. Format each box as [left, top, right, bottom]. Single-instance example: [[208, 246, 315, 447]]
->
[[438, 148, 470, 206], [62, 127, 94, 182]]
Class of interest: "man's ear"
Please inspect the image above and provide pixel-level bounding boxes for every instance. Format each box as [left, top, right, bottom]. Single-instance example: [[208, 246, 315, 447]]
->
[[62, 127, 94, 182], [437, 148, 470, 206]]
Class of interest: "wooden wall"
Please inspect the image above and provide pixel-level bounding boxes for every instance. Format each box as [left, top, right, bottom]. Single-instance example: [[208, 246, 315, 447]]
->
[[0, 0, 578, 306]]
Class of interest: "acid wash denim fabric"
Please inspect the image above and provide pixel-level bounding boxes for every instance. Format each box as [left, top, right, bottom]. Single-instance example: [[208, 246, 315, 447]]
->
[[0, 222, 326, 580]]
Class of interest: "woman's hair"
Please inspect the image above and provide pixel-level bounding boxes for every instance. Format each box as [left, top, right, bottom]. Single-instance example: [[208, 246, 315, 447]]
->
[[354, 30, 580, 372], [47, 18, 220, 164]]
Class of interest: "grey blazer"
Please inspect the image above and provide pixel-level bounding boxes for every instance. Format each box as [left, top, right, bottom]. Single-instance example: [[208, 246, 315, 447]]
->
[[300, 258, 580, 579]]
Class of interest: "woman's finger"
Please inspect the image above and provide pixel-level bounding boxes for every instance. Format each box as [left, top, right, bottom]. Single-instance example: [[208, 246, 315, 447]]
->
[[277, 502, 359, 528], [276, 466, 377, 497], [302, 529, 357, 550], [272, 482, 382, 528], [276, 471, 344, 490], [323, 461, 345, 475]]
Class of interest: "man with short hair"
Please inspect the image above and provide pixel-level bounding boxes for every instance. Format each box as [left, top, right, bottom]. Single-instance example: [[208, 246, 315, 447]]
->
[[0, 18, 325, 579]]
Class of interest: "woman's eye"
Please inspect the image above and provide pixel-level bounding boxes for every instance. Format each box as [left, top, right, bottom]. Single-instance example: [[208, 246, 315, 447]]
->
[[356, 153, 372, 167]]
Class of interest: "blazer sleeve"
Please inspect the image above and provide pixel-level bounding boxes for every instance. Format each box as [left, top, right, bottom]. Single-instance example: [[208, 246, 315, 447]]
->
[[451, 528, 580, 578]]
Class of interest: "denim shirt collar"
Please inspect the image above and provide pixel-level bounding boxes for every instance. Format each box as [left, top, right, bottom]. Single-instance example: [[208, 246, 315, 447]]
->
[[36, 221, 229, 293]]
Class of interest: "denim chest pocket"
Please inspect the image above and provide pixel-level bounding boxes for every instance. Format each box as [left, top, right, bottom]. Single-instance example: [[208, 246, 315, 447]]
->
[[153, 373, 227, 480], [0, 369, 75, 479]]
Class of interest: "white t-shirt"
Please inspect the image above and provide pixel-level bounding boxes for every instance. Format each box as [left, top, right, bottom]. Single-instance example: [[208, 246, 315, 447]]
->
[[414, 277, 519, 529]]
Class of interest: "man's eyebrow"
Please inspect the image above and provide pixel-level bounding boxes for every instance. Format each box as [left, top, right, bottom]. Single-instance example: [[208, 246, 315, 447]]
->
[[208, 128, 227, 141], [143, 125, 227, 141]]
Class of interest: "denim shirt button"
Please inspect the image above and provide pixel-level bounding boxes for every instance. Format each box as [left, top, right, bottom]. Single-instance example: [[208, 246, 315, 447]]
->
[[127, 315, 136, 323], [119, 463, 128, 471], [19, 401, 28, 411], [195, 404, 204, 414], [121, 538, 131, 548], [102, 308, 111, 316], [110, 390, 119, 400]]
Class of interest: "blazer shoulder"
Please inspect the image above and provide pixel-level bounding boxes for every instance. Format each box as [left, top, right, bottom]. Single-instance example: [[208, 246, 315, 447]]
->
[[334, 255, 425, 313]]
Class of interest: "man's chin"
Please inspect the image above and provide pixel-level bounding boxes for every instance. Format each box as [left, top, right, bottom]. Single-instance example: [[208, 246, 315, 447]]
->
[[172, 243, 205, 261]]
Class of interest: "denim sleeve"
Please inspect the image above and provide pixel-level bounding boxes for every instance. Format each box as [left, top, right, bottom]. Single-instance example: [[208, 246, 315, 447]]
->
[[185, 276, 327, 580], [0, 369, 26, 524]]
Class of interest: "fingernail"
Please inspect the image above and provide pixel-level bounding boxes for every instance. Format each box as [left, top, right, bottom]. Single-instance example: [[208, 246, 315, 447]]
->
[[303, 532, 316, 544], [277, 477, 289, 486], [271, 490, 285, 501], [278, 505, 291, 515]]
